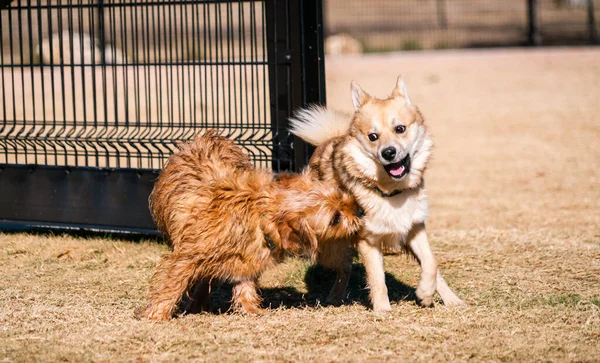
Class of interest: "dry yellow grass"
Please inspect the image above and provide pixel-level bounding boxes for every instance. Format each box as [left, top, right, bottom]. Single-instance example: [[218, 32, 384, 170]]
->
[[1, 47, 599, 361]]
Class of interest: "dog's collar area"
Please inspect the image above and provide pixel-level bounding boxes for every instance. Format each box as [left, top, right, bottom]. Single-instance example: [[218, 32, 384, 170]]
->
[[373, 186, 404, 198]]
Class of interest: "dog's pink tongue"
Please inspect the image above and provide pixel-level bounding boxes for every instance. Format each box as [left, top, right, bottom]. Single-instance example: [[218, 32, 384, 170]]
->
[[389, 164, 405, 176]]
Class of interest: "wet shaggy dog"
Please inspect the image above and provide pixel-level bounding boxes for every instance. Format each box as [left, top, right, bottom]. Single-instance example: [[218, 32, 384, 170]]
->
[[137, 131, 363, 320], [290, 76, 466, 312]]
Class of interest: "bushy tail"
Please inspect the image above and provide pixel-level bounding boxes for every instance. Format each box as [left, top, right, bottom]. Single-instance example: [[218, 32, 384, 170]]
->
[[289, 106, 352, 146]]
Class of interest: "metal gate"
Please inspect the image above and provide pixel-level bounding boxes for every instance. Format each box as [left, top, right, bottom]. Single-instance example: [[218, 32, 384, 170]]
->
[[0, 0, 325, 233]]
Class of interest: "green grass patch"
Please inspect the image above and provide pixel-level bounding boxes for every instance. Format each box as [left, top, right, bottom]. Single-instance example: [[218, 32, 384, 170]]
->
[[544, 293, 582, 307], [283, 262, 310, 287]]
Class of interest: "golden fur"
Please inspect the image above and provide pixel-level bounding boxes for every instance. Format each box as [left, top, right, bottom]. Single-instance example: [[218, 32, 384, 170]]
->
[[290, 76, 466, 311], [137, 130, 363, 320]]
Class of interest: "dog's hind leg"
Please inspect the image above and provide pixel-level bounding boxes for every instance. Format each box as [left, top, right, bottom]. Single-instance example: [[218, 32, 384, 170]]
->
[[407, 223, 438, 307], [231, 279, 264, 315], [138, 252, 203, 320], [357, 239, 392, 312]]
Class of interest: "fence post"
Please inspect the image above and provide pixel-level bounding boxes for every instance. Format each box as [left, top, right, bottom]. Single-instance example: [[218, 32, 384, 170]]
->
[[527, 0, 541, 45], [294, 0, 326, 168], [588, 0, 599, 44], [265, 0, 326, 172], [437, 0, 448, 29], [265, 0, 293, 172]]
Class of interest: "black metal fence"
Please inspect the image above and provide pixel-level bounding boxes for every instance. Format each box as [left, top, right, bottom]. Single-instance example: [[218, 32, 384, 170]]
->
[[0, 0, 325, 232], [324, 0, 599, 52]]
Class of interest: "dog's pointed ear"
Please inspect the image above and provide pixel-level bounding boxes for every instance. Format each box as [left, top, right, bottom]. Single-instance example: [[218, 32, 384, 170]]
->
[[392, 75, 412, 106], [351, 81, 371, 111]]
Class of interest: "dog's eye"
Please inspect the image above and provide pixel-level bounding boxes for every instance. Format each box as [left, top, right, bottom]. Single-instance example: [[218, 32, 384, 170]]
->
[[368, 133, 379, 142], [395, 125, 406, 134], [330, 211, 341, 226]]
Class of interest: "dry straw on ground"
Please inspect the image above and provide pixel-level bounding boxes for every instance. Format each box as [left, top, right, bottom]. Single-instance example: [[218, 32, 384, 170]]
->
[[1, 47, 599, 361]]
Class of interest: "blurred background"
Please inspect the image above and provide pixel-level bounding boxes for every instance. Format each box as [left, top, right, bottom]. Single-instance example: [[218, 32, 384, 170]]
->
[[2, 0, 598, 63], [324, 0, 599, 53]]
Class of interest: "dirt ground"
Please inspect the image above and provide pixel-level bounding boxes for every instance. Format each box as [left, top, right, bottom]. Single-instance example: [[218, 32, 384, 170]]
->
[[1, 47, 599, 361]]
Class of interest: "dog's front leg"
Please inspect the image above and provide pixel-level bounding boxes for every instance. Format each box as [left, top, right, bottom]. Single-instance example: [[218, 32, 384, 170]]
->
[[231, 279, 264, 315], [357, 238, 392, 312], [317, 238, 354, 305], [407, 223, 437, 307], [435, 270, 467, 306], [325, 252, 353, 306]]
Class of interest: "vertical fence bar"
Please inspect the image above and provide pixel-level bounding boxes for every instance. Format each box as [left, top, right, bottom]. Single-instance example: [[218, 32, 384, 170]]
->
[[285, 0, 303, 171], [527, 0, 541, 46], [588, 0, 599, 44], [266, 0, 292, 172], [265, 0, 326, 172], [436, 0, 448, 30], [97, 0, 106, 66], [294, 0, 326, 168]]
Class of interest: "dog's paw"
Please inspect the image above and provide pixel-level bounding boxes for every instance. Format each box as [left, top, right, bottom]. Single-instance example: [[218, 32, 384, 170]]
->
[[135, 306, 173, 321], [325, 296, 344, 307], [443, 296, 468, 308], [134, 307, 153, 320], [236, 305, 266, 316], [416, 296, 434, 308], [415, 289, 435, 308], [183, 299, 212, 315], [133, 308, 146, 320], [372, 300, 392, 313]]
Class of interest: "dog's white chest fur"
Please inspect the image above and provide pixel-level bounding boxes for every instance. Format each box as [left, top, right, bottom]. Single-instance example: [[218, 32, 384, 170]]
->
[[355, 186, 429, 251]]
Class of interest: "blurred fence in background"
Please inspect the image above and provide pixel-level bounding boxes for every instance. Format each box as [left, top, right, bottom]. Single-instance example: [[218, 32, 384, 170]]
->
[[324, 0, 599, 53]]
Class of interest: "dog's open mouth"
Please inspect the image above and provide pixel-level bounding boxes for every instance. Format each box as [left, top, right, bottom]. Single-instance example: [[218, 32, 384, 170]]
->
[[384, 154, 411, 179]]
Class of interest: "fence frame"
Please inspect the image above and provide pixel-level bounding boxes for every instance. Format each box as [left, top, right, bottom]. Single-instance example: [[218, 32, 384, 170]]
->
[[0, 0, 325, 233]]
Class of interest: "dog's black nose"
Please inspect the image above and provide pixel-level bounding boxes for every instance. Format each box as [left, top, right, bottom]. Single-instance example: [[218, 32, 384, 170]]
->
[[355, 204, 365, 218], [381, 147, 396, 161]]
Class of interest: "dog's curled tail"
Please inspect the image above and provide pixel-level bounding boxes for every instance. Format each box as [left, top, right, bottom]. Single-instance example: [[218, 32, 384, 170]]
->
[[289, 106, 352, 146]]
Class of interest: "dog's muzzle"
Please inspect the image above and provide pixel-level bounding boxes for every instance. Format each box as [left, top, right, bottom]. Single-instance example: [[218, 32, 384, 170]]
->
[[383, 153, 411, 179], [381, 146, 397, 162]]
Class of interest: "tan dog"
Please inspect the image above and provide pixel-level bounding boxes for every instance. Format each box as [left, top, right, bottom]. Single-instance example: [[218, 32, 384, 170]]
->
[[137, 130, 363, 320], [290, 77, 466, 312]]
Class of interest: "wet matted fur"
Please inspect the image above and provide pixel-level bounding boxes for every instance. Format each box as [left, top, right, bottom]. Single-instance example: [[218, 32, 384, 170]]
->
[[290, 76, 466, 312], [137, 130, 363, 320]]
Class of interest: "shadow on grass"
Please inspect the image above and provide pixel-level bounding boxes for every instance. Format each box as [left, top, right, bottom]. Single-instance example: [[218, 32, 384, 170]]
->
[[181, 263, 416, 315]]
